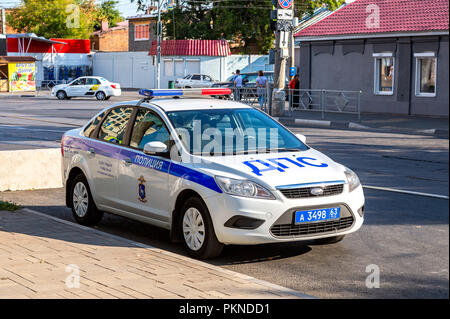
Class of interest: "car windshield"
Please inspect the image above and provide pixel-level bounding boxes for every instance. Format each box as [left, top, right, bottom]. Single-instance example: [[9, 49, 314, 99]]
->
[[166, 108, 308, 155]]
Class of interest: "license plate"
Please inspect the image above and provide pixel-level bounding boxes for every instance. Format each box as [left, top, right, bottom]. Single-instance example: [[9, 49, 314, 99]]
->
[[294, 207, 340, 224]]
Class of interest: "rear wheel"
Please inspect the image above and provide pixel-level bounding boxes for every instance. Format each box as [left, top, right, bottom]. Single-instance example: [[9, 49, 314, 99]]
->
[[313, 235, 346, 245], [180, 197, 223, 259], [56, 90, 67, 100], [70, 174, 103, 226], [96, 91, 106, 100]]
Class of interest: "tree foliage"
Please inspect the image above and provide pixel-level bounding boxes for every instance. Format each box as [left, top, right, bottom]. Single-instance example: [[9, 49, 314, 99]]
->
[[7, 0, 124, 39], [131, 0, 344, 54], [94, 0, 124, 30]]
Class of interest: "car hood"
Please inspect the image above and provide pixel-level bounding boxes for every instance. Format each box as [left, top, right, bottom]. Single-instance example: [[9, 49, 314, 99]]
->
[[192, 148, 347, 190], [52, 84, 68, 90]]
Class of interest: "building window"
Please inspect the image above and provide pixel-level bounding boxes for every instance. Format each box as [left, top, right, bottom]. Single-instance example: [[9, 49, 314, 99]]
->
[[373, 52, 394, 95], [135, 24, 149, 41], [415, 52, 437, 97]]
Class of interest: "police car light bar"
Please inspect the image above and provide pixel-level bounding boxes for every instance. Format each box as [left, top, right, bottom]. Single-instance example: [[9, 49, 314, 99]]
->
[[138, 88, 232, 98]]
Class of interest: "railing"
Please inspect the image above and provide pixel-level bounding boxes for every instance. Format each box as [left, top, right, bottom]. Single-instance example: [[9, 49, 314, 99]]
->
[[288, 89, 362, 121], [229, 87, 270, 112]]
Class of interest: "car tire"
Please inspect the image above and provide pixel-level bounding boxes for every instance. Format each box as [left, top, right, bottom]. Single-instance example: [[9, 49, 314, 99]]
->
[[313, 235, 346, 245], [95, 91, 106, 100], [56, 90, 67, 100], [70, 174, 103, 226], [179, 197, 223, 259]]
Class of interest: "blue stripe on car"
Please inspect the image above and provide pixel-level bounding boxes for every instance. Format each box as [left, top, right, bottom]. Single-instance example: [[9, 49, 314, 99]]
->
[[66, 137, 222, 193]]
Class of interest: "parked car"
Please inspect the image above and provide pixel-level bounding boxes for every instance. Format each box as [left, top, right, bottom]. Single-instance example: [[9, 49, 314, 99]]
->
[[52, 76, 121, 100], [211, 71, 289, 100], [175, 74, 216, 88]]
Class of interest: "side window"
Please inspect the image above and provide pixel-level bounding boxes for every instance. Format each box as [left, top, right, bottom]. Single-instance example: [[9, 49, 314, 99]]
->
[[130, 109, 170, 150], [98, 106, 133, 145], [191, 74, 201, 81], [203, 75, 212, 82], [71, 79, 81, 86], [86, 78, 100, 85], [84, 111, 106, 138]]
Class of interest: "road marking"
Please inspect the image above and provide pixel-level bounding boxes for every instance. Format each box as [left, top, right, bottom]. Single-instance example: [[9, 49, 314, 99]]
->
[[20, 208, 315, 299], [0, 125, 68, 133], [363, 185, 449, 200]]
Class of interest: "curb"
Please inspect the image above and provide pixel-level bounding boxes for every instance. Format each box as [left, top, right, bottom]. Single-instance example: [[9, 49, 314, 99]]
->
[[274, 117, 449, 137], [21, 208, 315, 299]]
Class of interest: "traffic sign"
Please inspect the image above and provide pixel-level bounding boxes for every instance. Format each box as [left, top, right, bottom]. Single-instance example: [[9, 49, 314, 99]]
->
[[277, 9, 293, 20], [278, 0, 292, 9]]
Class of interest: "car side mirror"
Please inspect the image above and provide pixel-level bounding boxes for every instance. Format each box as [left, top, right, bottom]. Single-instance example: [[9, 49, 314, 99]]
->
[[143, 141, 168, 155], [296, 133, 306, 144]]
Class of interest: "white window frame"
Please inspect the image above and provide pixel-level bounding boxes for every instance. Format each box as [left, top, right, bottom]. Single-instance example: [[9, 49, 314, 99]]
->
[[134, 24, 149, 41], [373, 52, 395, 96], [414, 52, 437, 97]]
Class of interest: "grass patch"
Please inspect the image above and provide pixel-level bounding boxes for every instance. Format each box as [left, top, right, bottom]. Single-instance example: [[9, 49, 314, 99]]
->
[[0, 200, 21, 211]]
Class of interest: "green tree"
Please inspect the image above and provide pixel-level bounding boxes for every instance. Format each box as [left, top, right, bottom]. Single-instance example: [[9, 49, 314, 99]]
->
[[7, 0, 99, 39], [94, 0, 124, 31], [130, 0, 344, 54]]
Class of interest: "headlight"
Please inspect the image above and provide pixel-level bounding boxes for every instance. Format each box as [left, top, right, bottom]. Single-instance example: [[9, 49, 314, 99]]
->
[[344, 168, 361, 192], [215, 176, 275, 199]]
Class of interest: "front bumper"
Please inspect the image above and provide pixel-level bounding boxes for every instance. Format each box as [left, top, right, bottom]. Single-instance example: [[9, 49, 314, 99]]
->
[[204, 184, 365, 245]]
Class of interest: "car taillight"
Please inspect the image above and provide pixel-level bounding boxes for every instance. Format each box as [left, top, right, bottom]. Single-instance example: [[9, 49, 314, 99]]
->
[[110, 84, 116, 89], [61, 139, 64, 157]]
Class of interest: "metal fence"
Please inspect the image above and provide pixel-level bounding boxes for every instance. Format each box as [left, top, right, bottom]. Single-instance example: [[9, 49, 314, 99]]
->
[[227, 87, 269, 112], [288, 89, 362, 121]]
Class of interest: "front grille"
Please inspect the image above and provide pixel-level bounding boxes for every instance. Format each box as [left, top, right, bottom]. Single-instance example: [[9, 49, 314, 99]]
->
[[279, 184, 344, 199], [270, 216, 354, 238]]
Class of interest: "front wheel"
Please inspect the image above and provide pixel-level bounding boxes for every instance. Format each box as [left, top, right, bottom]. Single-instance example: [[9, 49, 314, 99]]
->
[[70, 174, 103, 226], [180, 197, 223, 259], [56, 90, 67, 100], [313, 235, 346, 245]]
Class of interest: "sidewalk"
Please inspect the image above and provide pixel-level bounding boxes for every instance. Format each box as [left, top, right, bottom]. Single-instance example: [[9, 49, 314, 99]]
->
[[0, 208, 310, 299], [275, 109, 449, 137]]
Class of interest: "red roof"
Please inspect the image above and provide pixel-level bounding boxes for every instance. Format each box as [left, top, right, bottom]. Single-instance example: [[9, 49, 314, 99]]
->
[[295, 0, 449, 38], [148, 40, 231, 56]]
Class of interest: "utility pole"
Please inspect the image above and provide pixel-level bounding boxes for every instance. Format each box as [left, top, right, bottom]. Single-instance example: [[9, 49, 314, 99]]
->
[[271, 0, 294, 117], [156, 0, 163, 89]]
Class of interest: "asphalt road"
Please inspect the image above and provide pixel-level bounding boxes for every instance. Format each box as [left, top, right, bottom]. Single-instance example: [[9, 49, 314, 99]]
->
[[0, 96, 448, 298]]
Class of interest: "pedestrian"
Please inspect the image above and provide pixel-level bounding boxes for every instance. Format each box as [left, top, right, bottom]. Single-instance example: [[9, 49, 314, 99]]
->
[[289, 74, 300, 109], [256, 70, 268, 108], [234, 69, 243, 100]]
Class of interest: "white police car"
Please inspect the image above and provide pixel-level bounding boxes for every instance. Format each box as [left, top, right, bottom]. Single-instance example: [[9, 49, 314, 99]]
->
[[52, 76, 121, 100], [61, 88, 364, 259]]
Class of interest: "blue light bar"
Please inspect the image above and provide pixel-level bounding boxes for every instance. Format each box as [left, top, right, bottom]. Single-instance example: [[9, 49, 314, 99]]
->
[[139, 88, 232, 98], [139, 89, 184, 97]]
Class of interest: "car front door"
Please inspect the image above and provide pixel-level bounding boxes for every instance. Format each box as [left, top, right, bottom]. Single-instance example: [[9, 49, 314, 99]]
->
[[66, 78, 87, 96], [117, 108, 171, 225], [87, 105, 134, 209]]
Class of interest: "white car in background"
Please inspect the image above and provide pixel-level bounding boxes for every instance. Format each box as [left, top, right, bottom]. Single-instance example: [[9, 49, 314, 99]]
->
[[175, 74, 215, 88], [52, 76, 121, 100]]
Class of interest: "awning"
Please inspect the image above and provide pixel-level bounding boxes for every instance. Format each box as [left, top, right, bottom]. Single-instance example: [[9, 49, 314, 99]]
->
[[149, 39, 231, 57]]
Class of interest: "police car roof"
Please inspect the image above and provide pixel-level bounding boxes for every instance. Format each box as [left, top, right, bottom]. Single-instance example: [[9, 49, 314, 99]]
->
[[151, 98, 251, 112]]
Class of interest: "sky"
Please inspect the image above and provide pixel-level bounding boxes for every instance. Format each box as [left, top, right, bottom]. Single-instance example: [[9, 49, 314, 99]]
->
[[0, 0, 142, 19]]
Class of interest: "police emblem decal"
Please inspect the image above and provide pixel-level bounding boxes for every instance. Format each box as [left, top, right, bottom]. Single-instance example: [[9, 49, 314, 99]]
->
[[138, 176, 147, 202]]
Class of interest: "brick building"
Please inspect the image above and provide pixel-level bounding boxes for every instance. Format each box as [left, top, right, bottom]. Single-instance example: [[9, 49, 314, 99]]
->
[[127, 14, 157, 52], [90, 21, 129, 52]]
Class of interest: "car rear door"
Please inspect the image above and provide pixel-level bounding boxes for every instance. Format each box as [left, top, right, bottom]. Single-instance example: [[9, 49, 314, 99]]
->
[[87, 105, 134, 208], [116, 107, 171, 224], [190, 74, 202, 87]]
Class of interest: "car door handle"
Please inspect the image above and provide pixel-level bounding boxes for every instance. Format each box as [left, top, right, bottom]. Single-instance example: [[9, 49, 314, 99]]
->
[[122, 158, 132, 166], [88, 148, 95, 156]]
